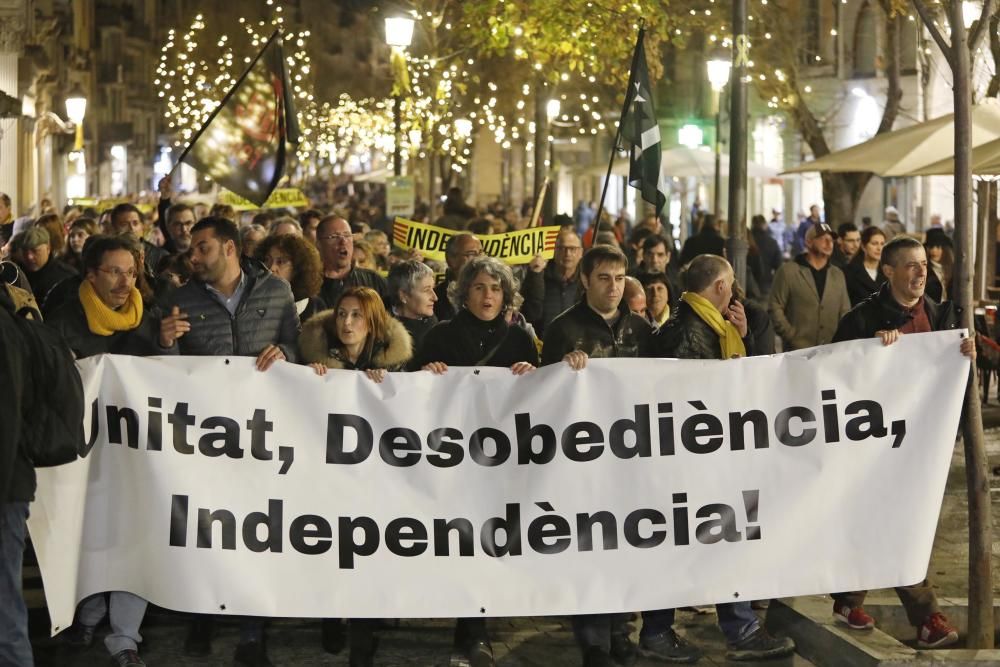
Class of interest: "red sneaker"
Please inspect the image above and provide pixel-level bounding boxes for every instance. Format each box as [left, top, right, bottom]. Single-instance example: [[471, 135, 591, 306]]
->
[[833, 603, 875, 630], [917, 612, 959, 648]]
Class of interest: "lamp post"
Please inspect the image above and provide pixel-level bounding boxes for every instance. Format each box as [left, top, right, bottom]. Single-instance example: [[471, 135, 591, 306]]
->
[[546, 99, 560, 221], [727, 0, 749, 287], [706, 55, 731, 219], [65, 84, 87, 152], [384, 17, 414, 177], [65, 83, 88, 198]]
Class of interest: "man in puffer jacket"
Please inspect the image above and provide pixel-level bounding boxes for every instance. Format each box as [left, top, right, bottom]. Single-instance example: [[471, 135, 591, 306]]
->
[[159, 216, 299, 666], [161, 216, 299, 366]]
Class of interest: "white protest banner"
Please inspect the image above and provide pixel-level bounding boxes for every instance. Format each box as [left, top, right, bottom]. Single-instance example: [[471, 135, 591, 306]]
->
[[30, 331, 968, 633]]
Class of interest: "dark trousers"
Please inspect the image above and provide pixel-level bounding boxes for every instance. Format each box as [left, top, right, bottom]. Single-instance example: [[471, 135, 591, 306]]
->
[[349, 616, 487, 655], [833, 579, 940, 627], [642, 604, 759, 644], [571, 613, 631, 652]]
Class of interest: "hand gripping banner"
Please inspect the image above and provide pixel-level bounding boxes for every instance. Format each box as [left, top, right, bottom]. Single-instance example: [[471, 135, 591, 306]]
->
[[29, 332, 968, 632]]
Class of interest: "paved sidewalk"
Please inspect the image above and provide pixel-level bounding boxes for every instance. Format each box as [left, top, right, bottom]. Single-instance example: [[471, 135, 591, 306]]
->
[[30, 609, 814, 666]]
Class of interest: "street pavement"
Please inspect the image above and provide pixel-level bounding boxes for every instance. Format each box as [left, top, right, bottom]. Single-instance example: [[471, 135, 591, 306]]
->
[[26, 404, 1000, 666]]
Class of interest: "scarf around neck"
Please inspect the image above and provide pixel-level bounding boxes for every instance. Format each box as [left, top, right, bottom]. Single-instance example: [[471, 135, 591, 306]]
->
[[79, 280, 144, 336], [681, 291, 745, 359]]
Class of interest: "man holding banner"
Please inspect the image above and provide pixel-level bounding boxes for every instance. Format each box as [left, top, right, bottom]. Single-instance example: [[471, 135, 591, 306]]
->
[[830, 236, 971, 648], [647, 254, 795, 661], [161, 216, 298, 665], [542, 244, 652, 666]]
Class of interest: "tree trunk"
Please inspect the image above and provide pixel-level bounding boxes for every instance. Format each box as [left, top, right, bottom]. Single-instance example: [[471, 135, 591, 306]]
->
[[950, 1, 995, 649], [820, 172, 871, 226]]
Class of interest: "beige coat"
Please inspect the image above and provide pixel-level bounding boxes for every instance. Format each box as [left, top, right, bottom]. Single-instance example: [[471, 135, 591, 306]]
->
[[768, 259, 850, 351]]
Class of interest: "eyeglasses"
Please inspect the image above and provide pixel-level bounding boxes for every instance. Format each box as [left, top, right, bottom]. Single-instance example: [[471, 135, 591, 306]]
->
[[459, 250, 484, 259], [96, 267, 138, 280], [556, 246, 583, 253], [319, 233, 353, 244]]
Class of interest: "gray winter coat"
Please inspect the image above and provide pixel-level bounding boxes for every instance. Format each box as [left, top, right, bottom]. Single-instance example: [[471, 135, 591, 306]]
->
[[165, 260, 300, 361]]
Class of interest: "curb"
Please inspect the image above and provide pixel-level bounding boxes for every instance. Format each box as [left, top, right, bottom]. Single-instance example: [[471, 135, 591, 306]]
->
[[765, 596, 1000, 665]]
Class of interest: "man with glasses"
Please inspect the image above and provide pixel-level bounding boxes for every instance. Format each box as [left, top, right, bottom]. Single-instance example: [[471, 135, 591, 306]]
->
[[534, 229, 583, 337], [434, 232, 483, 321], [316, 216, 387, 307], [165, 203, 196, 255], [46, 236, 178, 667]]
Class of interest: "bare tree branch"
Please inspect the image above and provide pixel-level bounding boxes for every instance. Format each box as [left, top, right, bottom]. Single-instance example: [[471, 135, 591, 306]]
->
[[912, 0, 956, 69], [987, 13, 1000, 97], [969, 0, 997, 54]]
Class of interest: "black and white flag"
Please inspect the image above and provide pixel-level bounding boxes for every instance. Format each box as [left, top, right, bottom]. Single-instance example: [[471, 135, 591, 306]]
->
[[619, 28, 665, 215]]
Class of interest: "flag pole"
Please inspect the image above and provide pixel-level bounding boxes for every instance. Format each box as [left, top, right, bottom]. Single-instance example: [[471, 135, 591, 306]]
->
[[168, 28, 283, 177], [590, 23, 645, 248]]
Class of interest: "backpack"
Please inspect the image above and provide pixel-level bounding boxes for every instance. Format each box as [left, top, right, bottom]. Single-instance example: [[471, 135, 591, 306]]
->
[[1, 288, 85, 467]]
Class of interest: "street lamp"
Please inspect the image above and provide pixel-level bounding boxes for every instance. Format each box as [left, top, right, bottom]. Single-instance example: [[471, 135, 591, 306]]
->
[[65, 83, 87, 152], [546, 99, 560, 172], [706, 54, 731, 218], [385, 16, 414, 176]]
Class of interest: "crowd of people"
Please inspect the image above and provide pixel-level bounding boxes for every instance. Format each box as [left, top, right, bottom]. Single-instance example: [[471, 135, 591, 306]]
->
[[0, 181, 975, 667]]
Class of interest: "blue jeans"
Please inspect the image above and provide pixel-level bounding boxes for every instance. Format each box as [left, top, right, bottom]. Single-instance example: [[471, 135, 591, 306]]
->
[[641, 603, 759, 644], [0, 502, 33, 667]]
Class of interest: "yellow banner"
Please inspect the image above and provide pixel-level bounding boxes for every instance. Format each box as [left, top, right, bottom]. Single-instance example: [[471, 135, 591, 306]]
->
[[392, 218, 560, 265], [218, 188, 310, 211], [69, 198, 154, 214]]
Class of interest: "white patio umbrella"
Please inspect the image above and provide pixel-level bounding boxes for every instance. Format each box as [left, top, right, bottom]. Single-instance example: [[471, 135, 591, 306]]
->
[[781, 98, 1000, 177], [597, 146, 779, 180]]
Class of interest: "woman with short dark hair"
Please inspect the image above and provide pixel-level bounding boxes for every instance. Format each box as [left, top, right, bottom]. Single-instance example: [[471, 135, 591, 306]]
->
[[411, 255, 538, 373], [255, 233, 326, 322]]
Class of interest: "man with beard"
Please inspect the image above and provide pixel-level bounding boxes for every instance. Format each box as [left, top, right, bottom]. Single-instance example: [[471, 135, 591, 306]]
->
[[161, 216, 299, 666], [769, 223, 850, 351]]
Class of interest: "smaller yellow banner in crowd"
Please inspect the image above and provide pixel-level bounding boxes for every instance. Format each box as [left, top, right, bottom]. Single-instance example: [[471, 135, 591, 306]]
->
[[218, 188, 310, 211], [392, 218, 560, 264]]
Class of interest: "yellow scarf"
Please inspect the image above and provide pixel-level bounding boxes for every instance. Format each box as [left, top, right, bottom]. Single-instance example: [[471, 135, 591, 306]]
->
[[79, 281, 143, 336], [681, 291, 746, 359]]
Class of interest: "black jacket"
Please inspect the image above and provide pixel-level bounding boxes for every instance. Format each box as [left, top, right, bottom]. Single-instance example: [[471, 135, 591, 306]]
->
[[843, 254, 887, 306], [654, 300, 756, 360], [0, 290, 33, 502], [396, 314, 437, 352], [833, 283, 959, 343], [411, 308, 539, 369], [680, 228, 726, 265], [751, 228, 782, 294], [540, 300, 653, 366], [319, 266, 388, 308], [164, 259, 300, 360], [433, 275, 456, 322], [536, 263, 580, 337], [23, 258, 77, 310], [46, 299, 171, 360]]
